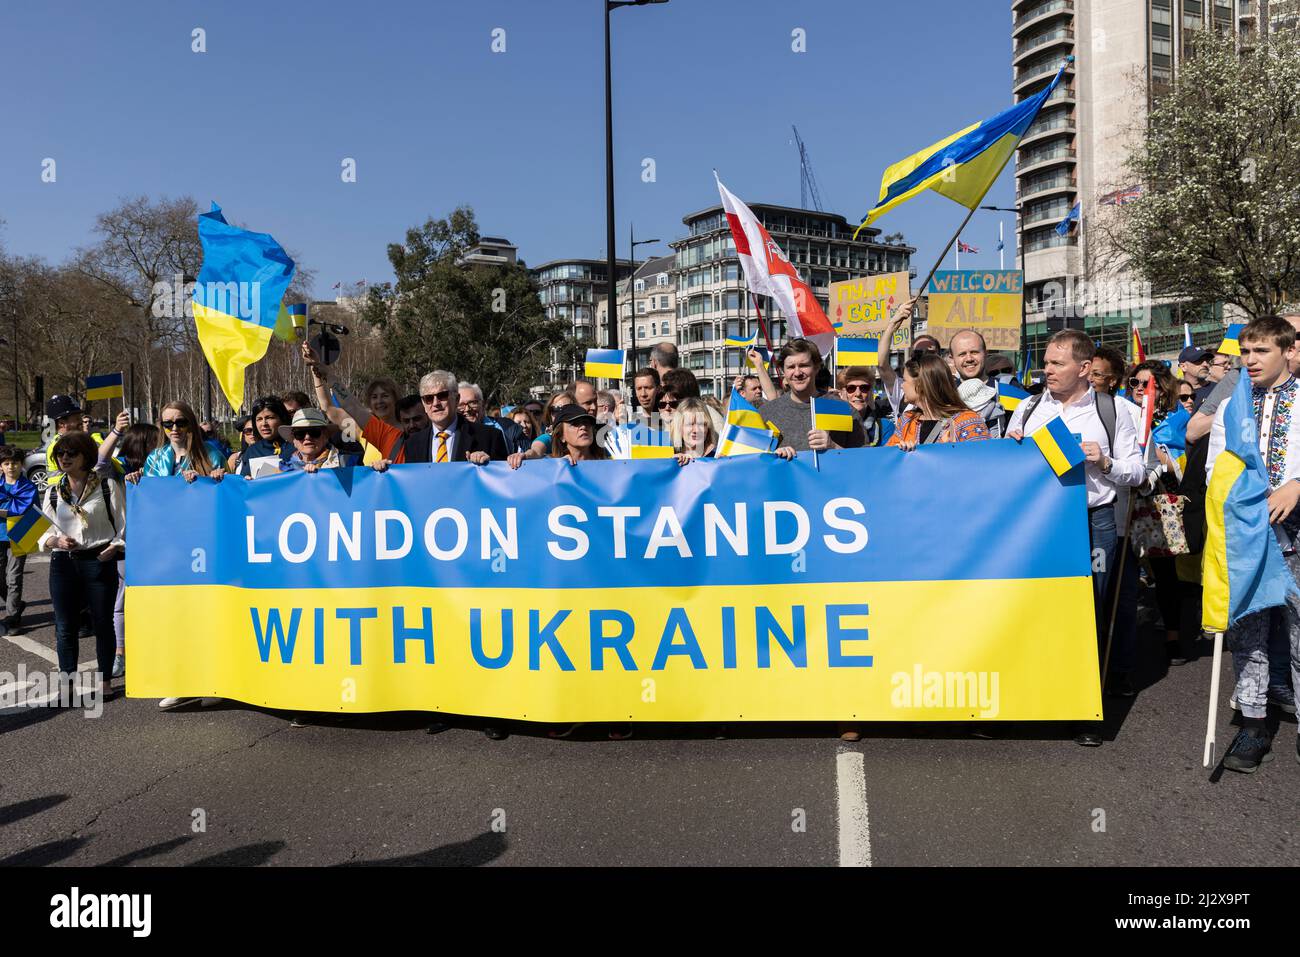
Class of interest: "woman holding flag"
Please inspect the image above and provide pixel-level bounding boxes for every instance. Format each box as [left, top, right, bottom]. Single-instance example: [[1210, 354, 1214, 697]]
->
[[886, 355, 990, 449]]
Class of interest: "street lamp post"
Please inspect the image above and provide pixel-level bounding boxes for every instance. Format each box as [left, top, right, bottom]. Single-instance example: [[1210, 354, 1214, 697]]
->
[[628, 226, 660, 370], [981, 204, 1027, 364], [605, 0, 668, 352]]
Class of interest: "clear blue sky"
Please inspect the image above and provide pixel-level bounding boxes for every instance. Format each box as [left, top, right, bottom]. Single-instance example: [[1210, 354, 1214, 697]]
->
[[0, 0, 1021, 291]]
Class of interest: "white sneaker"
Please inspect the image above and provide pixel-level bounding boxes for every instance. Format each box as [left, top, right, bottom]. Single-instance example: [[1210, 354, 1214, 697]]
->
[[158, 697, 198, 711]]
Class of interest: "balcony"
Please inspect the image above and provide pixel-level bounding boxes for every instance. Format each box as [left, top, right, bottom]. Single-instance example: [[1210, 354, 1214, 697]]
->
[[1012, 0, 1074, 37], [1016, 174, 1076, 202], [1018, 113, 1076, 149], [1016, 144, 1077, 175], [1022, 204, 1074, 228], [1013, 26, 1074, 63], [1013, 57, 1074, 93]]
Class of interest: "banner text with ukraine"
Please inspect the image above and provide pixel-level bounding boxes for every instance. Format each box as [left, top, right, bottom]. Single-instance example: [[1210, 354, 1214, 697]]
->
[[125, 444, 1100, 722]]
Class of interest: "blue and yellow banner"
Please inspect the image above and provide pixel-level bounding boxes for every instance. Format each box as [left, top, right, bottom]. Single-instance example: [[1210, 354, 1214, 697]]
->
[[125, 444, 1100, 721]]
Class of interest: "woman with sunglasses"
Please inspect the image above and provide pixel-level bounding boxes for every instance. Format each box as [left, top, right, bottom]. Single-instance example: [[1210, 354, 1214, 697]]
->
[[137, 401, 227, 482], [836, 366, 895, 447], [1176, 381, 1196, 413], [226, 415, 254, 472], [233, 396, 292, 477], [38, 431, 125, 700], [507, 391, 575, 468]]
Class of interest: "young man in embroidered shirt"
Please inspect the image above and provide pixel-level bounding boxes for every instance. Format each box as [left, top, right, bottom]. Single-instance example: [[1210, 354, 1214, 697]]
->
[[1206, 316, 1300, 772]]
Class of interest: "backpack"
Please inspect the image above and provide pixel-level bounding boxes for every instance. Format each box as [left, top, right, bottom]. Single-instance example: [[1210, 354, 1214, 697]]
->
[[46, 473, 121, 536], [1020, 390, 1117, 452]]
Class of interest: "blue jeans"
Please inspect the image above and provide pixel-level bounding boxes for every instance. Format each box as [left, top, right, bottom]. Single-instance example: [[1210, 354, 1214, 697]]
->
[[50, 552, 118, 677], [1089, 505, 1118, 639]]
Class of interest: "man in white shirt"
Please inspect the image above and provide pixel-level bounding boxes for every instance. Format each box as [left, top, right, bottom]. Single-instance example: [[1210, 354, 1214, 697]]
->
[[1204, 316, 1300, 773], [1006, 330, 1145, 746]]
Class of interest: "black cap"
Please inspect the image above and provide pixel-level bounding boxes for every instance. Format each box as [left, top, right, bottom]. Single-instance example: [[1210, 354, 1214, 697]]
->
[[1178, 346, 1213, 364], [45, 395, 82, 420], [551, 403, 598, 428]]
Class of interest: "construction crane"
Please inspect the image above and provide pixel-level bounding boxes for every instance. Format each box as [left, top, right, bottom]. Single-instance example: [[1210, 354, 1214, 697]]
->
[[792, 125, 825, 212]]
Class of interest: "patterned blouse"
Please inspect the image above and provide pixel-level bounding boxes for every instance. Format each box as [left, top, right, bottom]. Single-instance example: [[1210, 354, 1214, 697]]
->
[[887, 408, 991, 446], [1252, 374, 1299, 491]]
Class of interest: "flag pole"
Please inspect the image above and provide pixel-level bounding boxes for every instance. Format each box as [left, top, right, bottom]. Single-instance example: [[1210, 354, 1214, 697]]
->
[[918, 205, 979, 303], [1203, 631, 1225, 767], [750, 293, 774, 356]]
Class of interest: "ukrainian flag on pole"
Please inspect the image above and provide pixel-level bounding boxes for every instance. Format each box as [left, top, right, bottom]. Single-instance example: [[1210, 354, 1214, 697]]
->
[[853, 60, 1070, 238], [811, 396, 855, 432], [1202, 371, 1295, 632], [836, 337, 880, 366], [1218, 324, 1244, 357], [717, 422, 778, 457], [584, 348, 625, 380], [191, 203, 296, 411], [85, 372, 124, 401], [726, 389, 778, 434]]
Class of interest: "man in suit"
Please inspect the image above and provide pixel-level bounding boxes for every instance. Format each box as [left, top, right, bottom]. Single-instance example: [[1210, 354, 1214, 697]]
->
[[405, 370, 508, 464], [457, 382, 528, 454]]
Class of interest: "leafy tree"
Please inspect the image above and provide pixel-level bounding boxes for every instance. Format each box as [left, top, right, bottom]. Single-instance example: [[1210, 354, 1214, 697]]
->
[[1101, 29, 1300, 317], [363, 207, 566, 405]]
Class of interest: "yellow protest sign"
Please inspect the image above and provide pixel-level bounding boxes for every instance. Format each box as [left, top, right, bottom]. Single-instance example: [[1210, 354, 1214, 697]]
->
[[828, 272, 912, 349], [925, 270, 1023, 350]]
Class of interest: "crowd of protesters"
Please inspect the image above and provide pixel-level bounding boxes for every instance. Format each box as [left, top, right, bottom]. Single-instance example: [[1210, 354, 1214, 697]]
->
[[9, 302, 1300, 774]]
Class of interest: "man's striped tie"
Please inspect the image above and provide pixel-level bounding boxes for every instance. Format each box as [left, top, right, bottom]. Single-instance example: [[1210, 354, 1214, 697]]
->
[[436, 431, 449, 463]]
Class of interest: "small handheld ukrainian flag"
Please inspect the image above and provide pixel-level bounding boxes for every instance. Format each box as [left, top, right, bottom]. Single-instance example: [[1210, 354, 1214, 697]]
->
[[997, 381, 1030, 412], [726, 389, 779, 434], [7, 505, 53, 557], [274, 302, 309, 342], [630, 445, 675, 459], [724, 329, 757, 348], [584, 348, 626, 380], [717, 422, 778, 457], [836, 337, 880, 366], [811, 395, 854, 432], [1218, 323, 1244, 357], [85, 372, 124, 402], [1030, 416, 1085, 477]]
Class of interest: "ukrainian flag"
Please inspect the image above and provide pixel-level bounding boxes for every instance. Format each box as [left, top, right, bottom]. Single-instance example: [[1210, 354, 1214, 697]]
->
[[726, 389, 779, 435], [717, 423, 778, 457], [836, 337, 880, 366], [997, 381, 1030, 412], [85, 372, 124, 401], [812, 396, 854, 432], [7, 505, 52, 557], [1030, 416, 1084, 477], [1217, 323, 1245, 357], [1203, 371, 1296, 632], [191, 203, 296, 411], [273, 302, 308, 342], [724, 329, 757, 348], [584, 348, 626, 380], [853, 60, 1070, 238]]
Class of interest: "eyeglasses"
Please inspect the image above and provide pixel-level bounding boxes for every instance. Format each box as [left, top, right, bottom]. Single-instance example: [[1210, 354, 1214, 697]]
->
[[843, 383, 870, 394], [421, 390, 451, 404], [242, 427, 255, 436], [658, 398, 679, 410], [161, 419, 188, 431], [1126, 378, 1151, 389], [54, 449, 80, 460], [293, 428, 324, 440]]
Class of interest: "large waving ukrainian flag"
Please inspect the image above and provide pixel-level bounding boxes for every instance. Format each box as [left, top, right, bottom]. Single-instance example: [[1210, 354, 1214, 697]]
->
[[191, 204, 296, 411], [1202, 371, 1296, 632], [853, 60, 1070, 238]]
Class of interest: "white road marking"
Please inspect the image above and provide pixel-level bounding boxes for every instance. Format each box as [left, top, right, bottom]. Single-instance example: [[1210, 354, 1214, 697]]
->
[[835, 749, 872, 867], [4, 633, 58, 665]]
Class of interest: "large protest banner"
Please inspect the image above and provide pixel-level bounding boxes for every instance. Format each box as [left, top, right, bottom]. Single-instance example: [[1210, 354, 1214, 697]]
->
[[925, 270, 1024, 350], [126, 444, 1101, 722], [827, 272, 912, 349]]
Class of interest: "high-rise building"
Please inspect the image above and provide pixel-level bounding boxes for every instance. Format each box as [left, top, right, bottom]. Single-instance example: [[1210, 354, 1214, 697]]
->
[[668, 204, 914, 397], [532, 258, 638, 387], [1013, 0, 1246, 360]]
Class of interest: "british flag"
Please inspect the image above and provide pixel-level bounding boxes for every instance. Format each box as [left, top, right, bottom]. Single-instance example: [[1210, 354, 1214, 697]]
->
[[957, 240, 979, 254], [1100, 184, 1143, 206]]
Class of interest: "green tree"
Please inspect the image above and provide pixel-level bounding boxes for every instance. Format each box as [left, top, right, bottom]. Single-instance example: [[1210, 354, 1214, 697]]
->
[[364, 207, 566, 405], [1104, 30, 1300, 317]]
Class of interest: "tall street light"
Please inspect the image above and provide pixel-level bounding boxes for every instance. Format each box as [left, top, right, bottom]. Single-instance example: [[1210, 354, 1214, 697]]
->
[[980, 204, 1027, 360], [605, 0, 668, 352], [628, 227, 660, 370]]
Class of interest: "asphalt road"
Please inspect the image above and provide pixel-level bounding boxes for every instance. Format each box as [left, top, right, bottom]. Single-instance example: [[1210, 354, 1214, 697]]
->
[[0, 560, 1296, 867]]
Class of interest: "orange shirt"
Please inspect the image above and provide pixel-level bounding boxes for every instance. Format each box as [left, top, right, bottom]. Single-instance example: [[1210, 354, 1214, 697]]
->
[[363, 417, 407, 463]]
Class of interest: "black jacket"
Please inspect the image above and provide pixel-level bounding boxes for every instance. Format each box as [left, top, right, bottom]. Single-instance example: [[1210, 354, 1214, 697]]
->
[[406, 416, 509, 463]]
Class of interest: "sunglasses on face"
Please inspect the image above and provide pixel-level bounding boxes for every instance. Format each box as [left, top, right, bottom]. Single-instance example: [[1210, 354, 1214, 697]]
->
[[242, 427, 255, 436], [1126, 378, 1150, 389], [658, 399, 679, 410], [55, 449, 80, 460], [293, 428, 324, 440], [843, 383, 870, 394], [422, 390, 451, 404], [161, 419, 188, 431]]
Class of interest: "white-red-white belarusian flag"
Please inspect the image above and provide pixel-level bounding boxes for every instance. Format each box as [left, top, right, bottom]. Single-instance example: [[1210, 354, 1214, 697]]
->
[[715, 173, 836, 356]]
